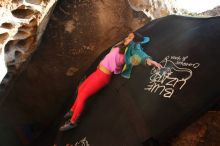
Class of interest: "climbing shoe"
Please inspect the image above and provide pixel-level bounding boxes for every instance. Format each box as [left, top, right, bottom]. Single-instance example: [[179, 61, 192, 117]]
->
[[59, 120, 77, 131], [64, 111, 73, 119]]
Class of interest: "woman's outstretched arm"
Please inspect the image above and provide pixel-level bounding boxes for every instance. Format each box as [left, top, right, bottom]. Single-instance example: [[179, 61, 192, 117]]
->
[[146, 58, 162, 69]]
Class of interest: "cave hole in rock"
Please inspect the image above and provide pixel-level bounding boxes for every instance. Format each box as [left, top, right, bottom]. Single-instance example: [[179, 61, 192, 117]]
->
[[1, 23, 14, 29], [18, 18, 37, 33], [29, 18, 38, 27], [14, 30, 30, 40], [14, 50, 23, 58], [25, 0, 43, 5], [0, 83, 6, 90], [7, 64, 17, 72], [0, 32, 9, 44], [17, 37, 34, 51], [19, 25, 31, 32], [4, 40, 16, 53], [11, 6, 35, 19], [12, 0, 23, 3]]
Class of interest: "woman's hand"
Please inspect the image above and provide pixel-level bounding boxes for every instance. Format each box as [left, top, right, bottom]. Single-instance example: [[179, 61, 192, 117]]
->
[[146, 59, 162, 69]]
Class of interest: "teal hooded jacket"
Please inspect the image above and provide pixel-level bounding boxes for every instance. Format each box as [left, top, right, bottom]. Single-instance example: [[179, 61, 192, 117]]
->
[[121, 37, 152, 79]]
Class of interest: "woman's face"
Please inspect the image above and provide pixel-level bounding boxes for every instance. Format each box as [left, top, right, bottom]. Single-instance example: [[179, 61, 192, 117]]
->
[[124, 33, 134, 45]]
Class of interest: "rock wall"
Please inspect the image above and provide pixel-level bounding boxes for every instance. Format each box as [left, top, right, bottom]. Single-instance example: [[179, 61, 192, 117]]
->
[[128, 0, 178, 19], [128, 0, 220, 19], [200, 6, 220, 17], [0, 0, 57, 83], [0, 0, 152, 144]]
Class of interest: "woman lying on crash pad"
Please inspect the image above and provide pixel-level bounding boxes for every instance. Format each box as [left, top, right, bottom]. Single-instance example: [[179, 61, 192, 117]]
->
[[59, 32, 162, 131]]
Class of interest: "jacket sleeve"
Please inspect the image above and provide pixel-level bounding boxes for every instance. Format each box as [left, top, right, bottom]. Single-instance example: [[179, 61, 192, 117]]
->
[[134, 43, 152, 65], [140, 37, 150, 44]]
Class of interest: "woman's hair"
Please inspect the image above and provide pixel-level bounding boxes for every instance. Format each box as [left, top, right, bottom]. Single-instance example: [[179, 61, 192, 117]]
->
[[133, 32, 144, 42], [114, 32, 144, 54], [113, 41, 128, 54], [118, 43, 128, 54]]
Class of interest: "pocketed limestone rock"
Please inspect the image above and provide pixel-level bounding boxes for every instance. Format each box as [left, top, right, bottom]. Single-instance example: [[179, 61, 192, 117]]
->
[[128, 0, 178, 19], [0, 0, 57, 83]]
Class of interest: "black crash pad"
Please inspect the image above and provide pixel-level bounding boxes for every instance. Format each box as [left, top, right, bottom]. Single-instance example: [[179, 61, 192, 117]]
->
[[54, 15, 220, 146]]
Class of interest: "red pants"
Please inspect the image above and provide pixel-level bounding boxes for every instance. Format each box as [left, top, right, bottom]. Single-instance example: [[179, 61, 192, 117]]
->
[[70, 68, 111, 123]]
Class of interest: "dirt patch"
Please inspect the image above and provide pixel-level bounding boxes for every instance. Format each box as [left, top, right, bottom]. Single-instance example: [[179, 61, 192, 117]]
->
[[171, 111, 220, 146]]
